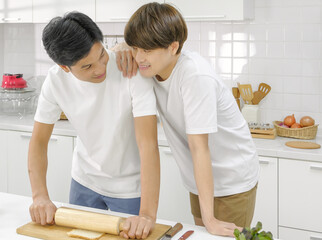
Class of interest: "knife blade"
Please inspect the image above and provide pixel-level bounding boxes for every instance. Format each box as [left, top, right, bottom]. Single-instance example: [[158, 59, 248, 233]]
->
[[160, 222, 183, 240], [178, 230, 194, 240]]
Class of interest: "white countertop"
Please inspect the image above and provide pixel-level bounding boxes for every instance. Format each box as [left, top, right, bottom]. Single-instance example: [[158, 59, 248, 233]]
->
[[0, 192, 236, 240], [0, 114, 77, 136], [0, 114, 77, 137], [1, 114, 321, 163]]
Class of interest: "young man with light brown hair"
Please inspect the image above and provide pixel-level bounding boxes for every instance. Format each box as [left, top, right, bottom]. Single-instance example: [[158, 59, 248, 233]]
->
[[119, 2, 260, 237]]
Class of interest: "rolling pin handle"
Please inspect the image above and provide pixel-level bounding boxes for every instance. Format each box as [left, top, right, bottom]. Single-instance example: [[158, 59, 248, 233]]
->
[[119, 219, 124, 232]]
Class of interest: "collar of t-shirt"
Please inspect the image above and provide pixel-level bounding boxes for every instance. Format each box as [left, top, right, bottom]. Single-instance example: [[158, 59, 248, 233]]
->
[[153, 52, 185, 92]]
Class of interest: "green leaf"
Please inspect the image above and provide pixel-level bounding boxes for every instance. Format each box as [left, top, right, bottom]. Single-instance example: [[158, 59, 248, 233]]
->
[[240, 233, 247, 240], [234, 228, 241, 238]]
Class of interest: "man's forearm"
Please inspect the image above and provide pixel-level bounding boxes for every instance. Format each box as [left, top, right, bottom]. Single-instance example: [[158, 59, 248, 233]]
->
[[28, 139, 50, 200], [188, 134, 215, 221], [192, 149, 214, 221], [139, 144, 160, 219]]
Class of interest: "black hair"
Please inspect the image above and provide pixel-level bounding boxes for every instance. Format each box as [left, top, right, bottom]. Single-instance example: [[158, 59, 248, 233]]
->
[[42, 11, 103, 66]]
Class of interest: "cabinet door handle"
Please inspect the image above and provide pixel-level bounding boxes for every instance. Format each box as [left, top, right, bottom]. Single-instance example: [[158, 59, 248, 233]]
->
[[259, 159, 270, 164], [310, 165, 322, 171], [163, 149, 172, 155], [20, 134, 58, 141], [184, 15, 226, 20], [310, 236, 322, 240], [109, 17, 129, 21], [1, 17, 21, 21]]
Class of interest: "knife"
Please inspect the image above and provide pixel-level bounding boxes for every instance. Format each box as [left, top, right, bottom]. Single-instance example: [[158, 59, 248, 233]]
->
[[178, 230, 194, 240], [160, 222, 183, 240]]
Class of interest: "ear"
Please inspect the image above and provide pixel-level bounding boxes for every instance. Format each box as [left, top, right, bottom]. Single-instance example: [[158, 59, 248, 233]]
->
[[59, 65, 70, 73], [170, 41, 180, 55]]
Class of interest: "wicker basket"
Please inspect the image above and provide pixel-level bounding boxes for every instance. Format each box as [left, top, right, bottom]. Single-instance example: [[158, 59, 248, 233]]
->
[[273, 121, 318, 139]]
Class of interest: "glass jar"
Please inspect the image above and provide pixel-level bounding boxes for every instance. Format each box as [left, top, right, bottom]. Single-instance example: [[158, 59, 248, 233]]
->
[[0, 87, 38, 116]]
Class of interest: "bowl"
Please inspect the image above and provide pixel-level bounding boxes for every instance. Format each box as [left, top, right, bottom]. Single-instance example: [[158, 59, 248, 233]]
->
[[0, 87, 38, 116]]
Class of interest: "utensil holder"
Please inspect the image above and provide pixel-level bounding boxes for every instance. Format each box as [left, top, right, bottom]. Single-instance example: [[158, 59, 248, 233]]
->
[[242, 104, 260, 123]]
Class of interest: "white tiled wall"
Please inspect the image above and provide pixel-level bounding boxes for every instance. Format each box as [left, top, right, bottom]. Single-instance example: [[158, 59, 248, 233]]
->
[[0, 25, 4, 76], [1, 0, 322, 134]]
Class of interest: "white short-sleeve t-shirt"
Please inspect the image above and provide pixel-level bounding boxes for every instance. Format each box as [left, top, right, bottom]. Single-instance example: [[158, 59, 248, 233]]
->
[[154, 51, 259, 197], [35, 50, 156, 198]]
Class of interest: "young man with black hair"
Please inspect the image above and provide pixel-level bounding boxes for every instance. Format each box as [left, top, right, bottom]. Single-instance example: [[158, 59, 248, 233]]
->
[[28, 12, 159, 239], [118, 2, 260, 238]]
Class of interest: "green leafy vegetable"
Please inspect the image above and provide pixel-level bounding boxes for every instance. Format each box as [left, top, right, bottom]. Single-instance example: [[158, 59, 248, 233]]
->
[[234, 222, 273, 240]]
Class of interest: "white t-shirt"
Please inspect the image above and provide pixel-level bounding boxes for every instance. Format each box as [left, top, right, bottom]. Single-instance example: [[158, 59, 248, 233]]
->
[[35, 50, 156, 198], [154, 51, 259, 197]]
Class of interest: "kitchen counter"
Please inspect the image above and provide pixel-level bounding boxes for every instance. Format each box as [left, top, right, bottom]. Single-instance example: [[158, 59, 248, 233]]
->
[[0, 192, 239, 240], [0, 114, 77, 137], [1, 115, 321, 163]]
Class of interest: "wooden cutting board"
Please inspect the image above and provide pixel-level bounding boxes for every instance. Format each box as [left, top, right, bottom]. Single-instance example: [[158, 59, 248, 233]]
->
[[17, 221, 171, 240], [285, 141, 321, 149]]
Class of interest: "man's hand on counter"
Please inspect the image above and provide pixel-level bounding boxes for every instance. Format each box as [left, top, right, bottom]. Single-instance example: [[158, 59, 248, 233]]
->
[[29, 197, 57, 226], [204, 217, 242, 237], [120, 214, 155, 239]]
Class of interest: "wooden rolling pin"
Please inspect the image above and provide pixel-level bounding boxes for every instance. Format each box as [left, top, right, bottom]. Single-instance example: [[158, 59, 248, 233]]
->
[[55, 207, 124, 235]]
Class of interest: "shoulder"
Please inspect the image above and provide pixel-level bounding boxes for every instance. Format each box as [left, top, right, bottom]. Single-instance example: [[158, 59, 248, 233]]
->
[[175, 51, 217, 86], [46, 65, 69, 81], [176, 51, 214, 78], [42, 65, 73, 93], [106, 49, 117, 68], [129, 72, 154, 89]]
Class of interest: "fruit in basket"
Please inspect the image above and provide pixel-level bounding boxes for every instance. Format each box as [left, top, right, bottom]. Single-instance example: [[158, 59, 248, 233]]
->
[[291, 123, 302, 128], [278, 122, 289, 128], [284, 114, 296, 127], [300, 116, 315, 127]]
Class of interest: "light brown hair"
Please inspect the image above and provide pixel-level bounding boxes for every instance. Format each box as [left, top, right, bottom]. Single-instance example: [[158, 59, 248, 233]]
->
[[124, 2, 188, 54]]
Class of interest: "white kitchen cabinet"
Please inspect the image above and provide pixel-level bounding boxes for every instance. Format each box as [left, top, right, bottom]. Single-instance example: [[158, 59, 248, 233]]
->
[[279, 227, 322, 240], [33, 0, 95, 23], [158, 146, 194, 224], [0, 130, 8, 192], [165, 0, 254, 21], [251, 156, 278, 237], [279, 158, 322, 234], [0, 0, 32, 23], [6, 130, 73, 203], [96, 0, 163, 22]]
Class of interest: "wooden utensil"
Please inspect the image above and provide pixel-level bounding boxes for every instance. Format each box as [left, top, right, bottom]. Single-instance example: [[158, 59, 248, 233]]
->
[[237, 82, 253, 104], [54, 207, 123, 235], [252, 91, 265, 104], [232, 87, 241, 109], [17, 222, 171, 240], [232, 87, 240, 98], [17, 207, 171, 240], [285, 141, 321, 149], [258, 83, 271, 97], [252, 83, 271, 104]]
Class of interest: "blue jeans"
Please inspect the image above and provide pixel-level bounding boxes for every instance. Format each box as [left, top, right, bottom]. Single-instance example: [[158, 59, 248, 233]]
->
[[69, 179, 141, 215]]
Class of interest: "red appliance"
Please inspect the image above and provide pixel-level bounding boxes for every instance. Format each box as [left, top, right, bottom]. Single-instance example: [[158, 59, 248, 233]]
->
[[2, 73, 27, 89], [0, 73, 37, 116]]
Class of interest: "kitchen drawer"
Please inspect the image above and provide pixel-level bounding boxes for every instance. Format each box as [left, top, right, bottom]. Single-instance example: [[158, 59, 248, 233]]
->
[[6, 131, 73, 203], [0, 130, 8, 192], [158, 146, 194, 224], [279, 227, 322, 240], [279, 158, 322, 233], [251, 157, 278, 237]]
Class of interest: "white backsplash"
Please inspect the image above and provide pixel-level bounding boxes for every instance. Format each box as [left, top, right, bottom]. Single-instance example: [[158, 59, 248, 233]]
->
[[0, 24, 4, 77], [1, 0, 321, 135]]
